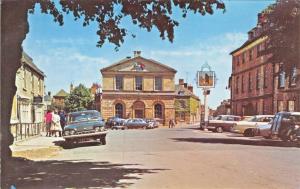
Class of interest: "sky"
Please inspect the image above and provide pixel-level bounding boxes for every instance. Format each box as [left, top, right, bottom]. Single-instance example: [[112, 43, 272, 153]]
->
[[23, 0, 275, 109]]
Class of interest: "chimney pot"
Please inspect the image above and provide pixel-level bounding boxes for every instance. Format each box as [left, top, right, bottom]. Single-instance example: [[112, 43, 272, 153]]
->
[[179, 79, 184, 85], [184, 83, 188, 88], [134, 51, 141, 57], [188, 85, 193, 93]]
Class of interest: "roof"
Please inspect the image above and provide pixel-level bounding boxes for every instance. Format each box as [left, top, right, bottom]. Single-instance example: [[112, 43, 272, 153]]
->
[[101, 56, 177, 73], [175, 84, 199, 100], [22, 52, 46, 77], [54, 89, 69, 97]]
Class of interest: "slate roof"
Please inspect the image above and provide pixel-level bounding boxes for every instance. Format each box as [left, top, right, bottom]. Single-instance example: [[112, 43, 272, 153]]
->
[[54, 89, 69, 97], [22, 52, 46, 77], [175, 84, 199, 100]]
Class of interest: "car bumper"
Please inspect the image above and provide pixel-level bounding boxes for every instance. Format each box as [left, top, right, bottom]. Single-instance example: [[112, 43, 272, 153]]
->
[[63, 131, 108, 139]]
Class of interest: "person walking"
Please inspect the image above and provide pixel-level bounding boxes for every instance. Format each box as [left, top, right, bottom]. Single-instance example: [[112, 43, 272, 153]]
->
[[59, 110, 66, 135], [45, 110, 53, 137], [51, 110, 62, 137]]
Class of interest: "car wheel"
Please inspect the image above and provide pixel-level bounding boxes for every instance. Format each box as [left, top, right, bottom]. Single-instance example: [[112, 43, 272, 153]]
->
[[216, 127, 223, 133], [100, 136, 106, 145], [243, 129, 254, 137], [65, 139, 75, 148]]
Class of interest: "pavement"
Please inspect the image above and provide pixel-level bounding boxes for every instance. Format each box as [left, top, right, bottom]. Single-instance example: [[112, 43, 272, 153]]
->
[[10, 132, 64, 160]]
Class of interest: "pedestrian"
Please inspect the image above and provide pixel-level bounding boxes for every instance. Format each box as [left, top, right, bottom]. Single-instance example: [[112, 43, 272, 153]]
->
[[44, 110, 53, 137], [169, 119, 175, 128], [59, 110, 66, 135], [51, 110, 62, 137]]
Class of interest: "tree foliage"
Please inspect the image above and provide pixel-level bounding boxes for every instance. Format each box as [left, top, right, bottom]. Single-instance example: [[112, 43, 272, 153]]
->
[[265, 0, 300, 72], [28, 0, 225, 50], [65, 84, 94, 112]]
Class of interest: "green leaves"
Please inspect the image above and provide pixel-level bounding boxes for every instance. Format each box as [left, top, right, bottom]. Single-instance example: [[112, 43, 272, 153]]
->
[[65, 84, 94, 112]]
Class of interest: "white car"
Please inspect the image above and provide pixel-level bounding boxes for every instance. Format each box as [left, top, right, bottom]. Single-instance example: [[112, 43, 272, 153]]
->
[[232, 115, 273, 137]]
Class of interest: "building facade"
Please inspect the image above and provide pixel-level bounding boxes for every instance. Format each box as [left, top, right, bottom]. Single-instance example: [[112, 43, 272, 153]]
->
[[230, 6, 299, 116], [101, 51, 176, 125], [10, 52, 45, 124], [52, 89, 69, 110], [175, 79, 201, 124], [213, 99, 231, 116]]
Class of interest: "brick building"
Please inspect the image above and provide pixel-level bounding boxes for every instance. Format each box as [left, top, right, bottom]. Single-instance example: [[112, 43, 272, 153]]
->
[[52, 89, 69, 110], [100, 51, 176, 125], [229, 6, 299, 116]]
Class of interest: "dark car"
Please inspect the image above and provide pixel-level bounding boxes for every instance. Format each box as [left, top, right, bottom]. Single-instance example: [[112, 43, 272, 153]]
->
[[106, 117, 125, 128], [124, 118, 148, 129], [63, 110, 107, 146], [145, 119, 159, 129], [206, 115, 241, 133]]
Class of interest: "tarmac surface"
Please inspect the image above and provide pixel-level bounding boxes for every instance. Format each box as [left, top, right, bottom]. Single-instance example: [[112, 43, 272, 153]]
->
[[9, 125, 300, 189]]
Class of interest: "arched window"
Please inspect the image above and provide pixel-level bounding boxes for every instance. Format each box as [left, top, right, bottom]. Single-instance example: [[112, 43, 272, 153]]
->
[[115, 103, 123, 118], [154, 104, 162, 118]]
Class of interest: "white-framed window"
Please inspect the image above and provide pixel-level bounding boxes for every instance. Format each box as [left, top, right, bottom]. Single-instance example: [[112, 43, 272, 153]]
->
[[290, 66, 297, 86], [135, 76, 143, 91], [115, 76, 123, 90], [278, 66, 285, 88], [154, 77, 162, 91], [288, 100, 295, 112]]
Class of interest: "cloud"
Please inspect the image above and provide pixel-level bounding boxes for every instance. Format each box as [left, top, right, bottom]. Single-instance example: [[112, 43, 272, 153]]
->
[[143, 32, 247, 108], [30, 48, 110, 94]]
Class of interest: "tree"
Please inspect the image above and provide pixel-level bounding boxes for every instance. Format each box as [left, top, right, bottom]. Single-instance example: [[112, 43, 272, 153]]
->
[[1, 1, 225, 187], [65, 84, 94, 112], [264, 0, 300, 72]]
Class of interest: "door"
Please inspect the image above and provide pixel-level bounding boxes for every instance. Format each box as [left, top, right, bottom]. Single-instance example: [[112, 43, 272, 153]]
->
[[135, 109, 144, 118]]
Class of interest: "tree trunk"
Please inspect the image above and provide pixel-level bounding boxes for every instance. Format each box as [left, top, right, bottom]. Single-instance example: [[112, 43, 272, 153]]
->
[[1, 1, 31, 187]]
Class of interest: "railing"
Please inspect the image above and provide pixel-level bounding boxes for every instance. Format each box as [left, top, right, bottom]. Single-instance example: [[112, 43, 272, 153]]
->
[[10, 123, 45, 142]]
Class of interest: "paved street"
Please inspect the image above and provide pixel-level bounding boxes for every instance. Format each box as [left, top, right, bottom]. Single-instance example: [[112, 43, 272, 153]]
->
[[10, 126, 300, 189]]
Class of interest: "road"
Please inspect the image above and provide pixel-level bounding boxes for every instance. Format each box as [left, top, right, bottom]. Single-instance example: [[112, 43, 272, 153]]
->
[[10, 126, 300, 189]]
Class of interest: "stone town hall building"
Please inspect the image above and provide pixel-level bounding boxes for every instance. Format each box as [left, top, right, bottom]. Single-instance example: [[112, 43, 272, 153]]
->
[[100, 51, 176, 124]]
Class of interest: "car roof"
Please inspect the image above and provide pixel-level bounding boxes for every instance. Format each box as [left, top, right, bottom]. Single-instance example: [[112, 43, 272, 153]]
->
[[277, 111, 300, 116], [255, 115, 274, 117], [68, 110, 99, 115]]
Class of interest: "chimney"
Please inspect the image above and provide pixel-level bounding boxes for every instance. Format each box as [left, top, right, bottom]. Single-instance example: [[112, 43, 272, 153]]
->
[[48, 91, 51, 96], [179, 79, 184, 86], [133, 51, 141, 57], [188, 85, 193, 93], [184, 83, 188, 88]]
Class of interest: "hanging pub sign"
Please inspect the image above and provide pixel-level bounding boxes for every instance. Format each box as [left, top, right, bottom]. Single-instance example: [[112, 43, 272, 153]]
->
[[197, 70, 215, 88]]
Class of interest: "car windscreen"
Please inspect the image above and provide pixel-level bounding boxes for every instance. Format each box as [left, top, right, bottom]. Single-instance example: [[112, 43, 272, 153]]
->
[[68, 112, 100, 123]]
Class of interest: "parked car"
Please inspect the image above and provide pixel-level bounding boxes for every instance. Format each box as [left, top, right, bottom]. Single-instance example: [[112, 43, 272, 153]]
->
[[63, 110, 107, 146], [124, 118, 148, 129], [254, 122, 273, 139], [145, 119, 159, 129], [232, 115, 274, 137], [106, 117, 125, 128], [268, 112, 300, 142], [207, 115, 241, 133], [200, 116, 214, 130]]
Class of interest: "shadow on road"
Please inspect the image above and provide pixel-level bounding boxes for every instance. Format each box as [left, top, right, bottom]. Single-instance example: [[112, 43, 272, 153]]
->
[[53, 140, 102, 149], [5, 157, 167, 188], [171, 137, 300, 148]]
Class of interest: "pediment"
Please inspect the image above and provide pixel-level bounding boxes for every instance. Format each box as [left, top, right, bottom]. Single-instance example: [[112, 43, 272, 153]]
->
[[101, 57, 177, 73]]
